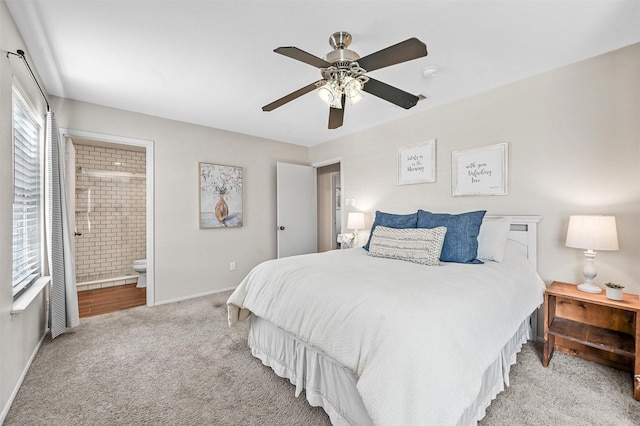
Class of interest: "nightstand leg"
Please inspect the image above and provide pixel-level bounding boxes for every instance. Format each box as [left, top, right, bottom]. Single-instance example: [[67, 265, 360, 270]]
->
[[543, 293, 555, 367], [543, 338, 555, 367], [635, 314, 640, 401]]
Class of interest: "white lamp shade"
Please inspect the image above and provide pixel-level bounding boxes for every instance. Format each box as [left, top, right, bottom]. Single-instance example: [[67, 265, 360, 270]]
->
[[318, 86, 335, 104], [566, 215, 619, 251], [344, 77, 364, 105], [347, 212, 365, 230]]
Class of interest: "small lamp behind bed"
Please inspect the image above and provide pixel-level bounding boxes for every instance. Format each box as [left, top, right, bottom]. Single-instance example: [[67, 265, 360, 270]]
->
[[565, 215, 619, 294], [347, 212, 366, 248]]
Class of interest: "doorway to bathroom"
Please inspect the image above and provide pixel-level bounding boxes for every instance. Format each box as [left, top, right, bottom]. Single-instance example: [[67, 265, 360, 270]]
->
[[61, 129, 155, 316]]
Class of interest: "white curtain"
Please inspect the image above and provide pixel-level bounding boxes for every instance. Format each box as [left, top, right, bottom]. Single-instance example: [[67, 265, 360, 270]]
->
[[47, 110, 79, 338]]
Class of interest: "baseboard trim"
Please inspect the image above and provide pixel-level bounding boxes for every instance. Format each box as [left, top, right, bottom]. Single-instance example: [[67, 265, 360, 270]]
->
[[154, 286, 237, 306], [0, 331, 47, 424]]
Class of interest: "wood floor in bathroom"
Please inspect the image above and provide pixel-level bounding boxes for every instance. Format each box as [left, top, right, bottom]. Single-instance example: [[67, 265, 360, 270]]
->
[[78, 284, 146, 318]]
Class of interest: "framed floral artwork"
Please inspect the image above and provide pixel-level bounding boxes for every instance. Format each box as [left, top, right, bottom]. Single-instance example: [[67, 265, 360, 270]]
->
[[199, 162, 243, 228]]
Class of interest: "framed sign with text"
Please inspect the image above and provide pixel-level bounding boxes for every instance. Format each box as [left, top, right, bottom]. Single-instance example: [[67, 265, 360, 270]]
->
[[397, 139, 436, 185], [452, 143, 508, 196]]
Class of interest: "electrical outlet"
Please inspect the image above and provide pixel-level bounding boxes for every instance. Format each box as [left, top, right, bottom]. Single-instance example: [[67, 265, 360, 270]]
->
[[229, 261, 236, 271]]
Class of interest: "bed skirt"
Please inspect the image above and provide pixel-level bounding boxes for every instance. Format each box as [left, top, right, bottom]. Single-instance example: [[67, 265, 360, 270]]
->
[[248, 314, 532, 426]]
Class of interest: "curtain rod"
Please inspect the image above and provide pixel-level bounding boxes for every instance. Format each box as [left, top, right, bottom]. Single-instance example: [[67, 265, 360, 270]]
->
[[7, 49, 50, 112]]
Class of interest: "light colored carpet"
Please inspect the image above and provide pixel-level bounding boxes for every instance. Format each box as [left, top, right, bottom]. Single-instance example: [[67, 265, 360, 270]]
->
[[5, 291, 639, 425]]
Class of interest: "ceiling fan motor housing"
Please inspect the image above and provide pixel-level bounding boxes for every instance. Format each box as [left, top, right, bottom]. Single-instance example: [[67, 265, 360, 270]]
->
[[323, 31, 366, 89], [325, 31, 360, 68], [329, 31, 352, 49]]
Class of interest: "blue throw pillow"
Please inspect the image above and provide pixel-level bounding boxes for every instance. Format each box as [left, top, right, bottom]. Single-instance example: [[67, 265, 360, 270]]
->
[[363, 211, 418, 251], [417, 210, 487, 263]]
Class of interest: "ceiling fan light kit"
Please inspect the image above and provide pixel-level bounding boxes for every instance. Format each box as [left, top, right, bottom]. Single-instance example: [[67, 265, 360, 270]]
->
[[262, 31, 428, 129], [318, 62, 369, 109]]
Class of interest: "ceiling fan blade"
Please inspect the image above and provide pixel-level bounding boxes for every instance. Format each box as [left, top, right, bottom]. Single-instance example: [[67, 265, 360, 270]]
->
[[357, 38, 427, 72], [362, 78, 420, 110], [328, 95, 346, 129], [274, 47, 333, 68], [262, 80, 326, 112]]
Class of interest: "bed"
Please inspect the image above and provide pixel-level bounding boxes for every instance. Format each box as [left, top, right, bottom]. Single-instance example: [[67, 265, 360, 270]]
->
[[227, 213, 545, 425]]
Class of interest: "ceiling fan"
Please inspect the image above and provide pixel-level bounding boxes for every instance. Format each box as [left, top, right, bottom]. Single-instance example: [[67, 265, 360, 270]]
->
[[262, 31, 428, 129]]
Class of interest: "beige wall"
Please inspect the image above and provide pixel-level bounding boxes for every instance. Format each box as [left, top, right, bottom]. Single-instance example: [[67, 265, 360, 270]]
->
[[0, 1, 49, 420], [50, 96, 308, 303], [310, 43, 640, 295]]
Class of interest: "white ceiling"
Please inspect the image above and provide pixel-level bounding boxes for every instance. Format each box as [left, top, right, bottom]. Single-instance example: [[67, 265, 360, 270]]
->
[[6, 1, 640, 147]]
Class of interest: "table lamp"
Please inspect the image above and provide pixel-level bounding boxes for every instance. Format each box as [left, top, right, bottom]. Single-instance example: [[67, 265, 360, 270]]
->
[[565, 215, 619, 294], [347, 212, 366, 248]]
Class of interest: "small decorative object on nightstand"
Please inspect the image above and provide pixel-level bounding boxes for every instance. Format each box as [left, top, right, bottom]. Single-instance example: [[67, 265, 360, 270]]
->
[[605, 282, 625, 301], [337, 232, 354, 249], [565, 215, 619, 294]]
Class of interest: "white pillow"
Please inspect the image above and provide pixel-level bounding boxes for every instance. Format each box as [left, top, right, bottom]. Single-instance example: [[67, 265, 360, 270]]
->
[[477, 217, 511, 262], [367, 225, 447, 266]]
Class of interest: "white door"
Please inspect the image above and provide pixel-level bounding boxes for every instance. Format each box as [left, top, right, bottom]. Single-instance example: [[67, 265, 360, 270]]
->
[[277, 162, 317, 258]]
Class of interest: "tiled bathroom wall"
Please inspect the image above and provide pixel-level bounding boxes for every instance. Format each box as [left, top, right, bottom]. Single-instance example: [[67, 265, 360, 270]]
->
[[74, 144, 146, 288]]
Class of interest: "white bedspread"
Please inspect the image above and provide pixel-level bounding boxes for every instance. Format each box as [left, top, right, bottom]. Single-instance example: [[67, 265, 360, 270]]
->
[[227, 247, 545, 426]]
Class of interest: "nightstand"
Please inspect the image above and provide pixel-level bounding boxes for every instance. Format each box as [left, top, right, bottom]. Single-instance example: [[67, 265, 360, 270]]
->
[[543, 281, 640, 401]]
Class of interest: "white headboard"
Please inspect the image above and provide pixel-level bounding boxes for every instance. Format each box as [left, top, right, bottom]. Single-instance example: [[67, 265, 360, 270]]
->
[[485, 215, 542, 268]]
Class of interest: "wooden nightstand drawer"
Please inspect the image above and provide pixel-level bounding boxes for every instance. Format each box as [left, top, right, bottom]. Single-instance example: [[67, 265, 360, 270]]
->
[[554, 295, 636, 334]]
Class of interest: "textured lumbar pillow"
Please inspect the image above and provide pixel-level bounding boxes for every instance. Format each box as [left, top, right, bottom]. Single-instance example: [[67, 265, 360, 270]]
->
[[367, 225, 447, 266]]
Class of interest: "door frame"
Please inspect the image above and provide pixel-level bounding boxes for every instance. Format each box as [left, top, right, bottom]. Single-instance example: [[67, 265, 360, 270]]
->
[[329, 171, 340, 250], [312, 157, 343, 243], [59, 128, 156, 306]]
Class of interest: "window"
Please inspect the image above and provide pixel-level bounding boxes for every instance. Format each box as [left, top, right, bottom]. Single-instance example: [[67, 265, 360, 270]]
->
[[12, 86, 44, 299]]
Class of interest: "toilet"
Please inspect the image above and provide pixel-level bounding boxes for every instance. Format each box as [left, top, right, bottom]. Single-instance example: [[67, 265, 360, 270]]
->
[[133, 259, 147, 288]]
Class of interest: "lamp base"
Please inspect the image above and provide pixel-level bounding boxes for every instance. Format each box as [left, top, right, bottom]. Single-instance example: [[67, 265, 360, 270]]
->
[[577, 283, 603, 294]]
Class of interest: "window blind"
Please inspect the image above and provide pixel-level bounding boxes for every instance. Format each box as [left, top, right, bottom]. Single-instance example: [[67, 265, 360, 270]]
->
[[12, 88, 43, 299]]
